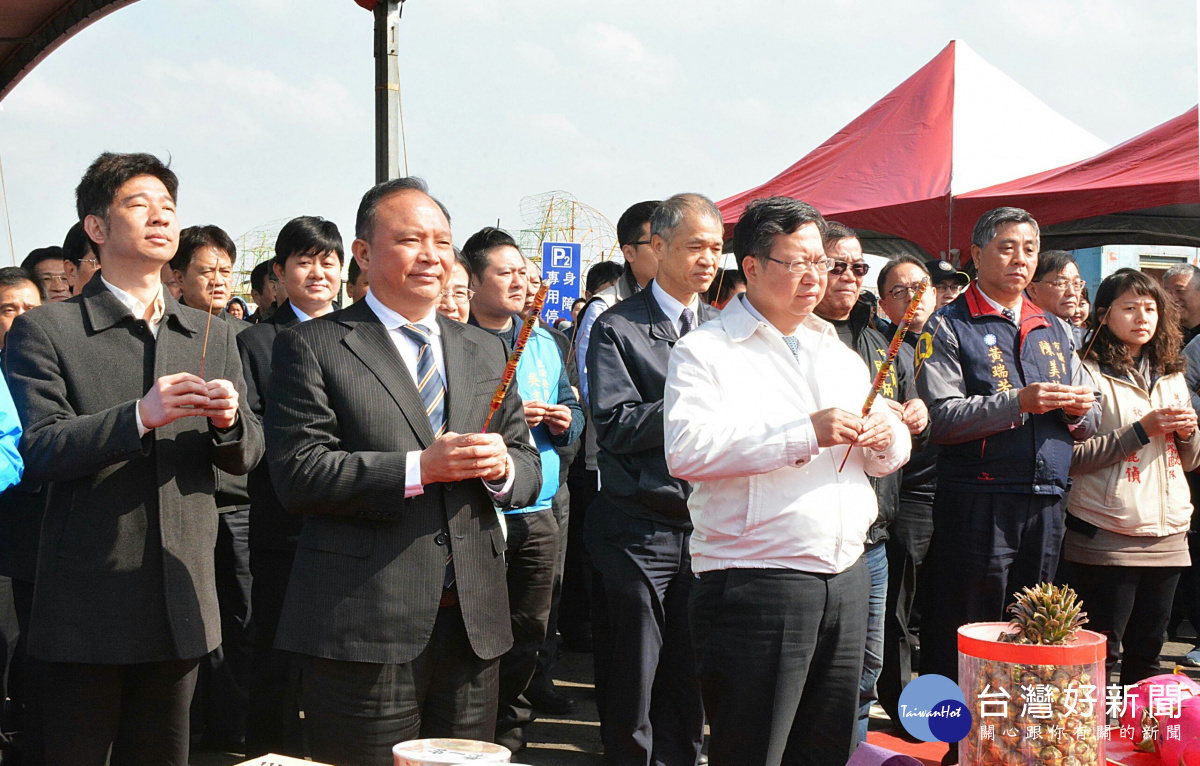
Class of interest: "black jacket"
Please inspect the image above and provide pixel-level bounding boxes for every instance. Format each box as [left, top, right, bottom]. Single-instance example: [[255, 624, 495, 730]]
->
[[586, 283, 718, 526], [5, 275, 263, 663], [827, 297, 927, 544], [896, 333, 937, 504], [265, 299, 542, 664], [237, 301, 302, 551]]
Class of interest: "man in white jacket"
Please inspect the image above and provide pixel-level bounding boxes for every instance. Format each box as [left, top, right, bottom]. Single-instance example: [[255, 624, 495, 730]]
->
[[664, 197, 910, 766]]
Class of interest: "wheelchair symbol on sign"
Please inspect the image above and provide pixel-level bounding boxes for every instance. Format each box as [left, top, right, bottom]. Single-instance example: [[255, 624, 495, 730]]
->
[[551, 246, 572, 269]]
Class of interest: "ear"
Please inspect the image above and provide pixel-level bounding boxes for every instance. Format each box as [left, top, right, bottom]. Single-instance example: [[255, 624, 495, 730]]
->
[[741, 256, 759, 287], [83, 214, 107, 248], [620, 243, 636, 263], [651, 234, 668, 262], [273, 262, 285, 282], [351, 241, 371, 280], [970, 244, 983, 272]]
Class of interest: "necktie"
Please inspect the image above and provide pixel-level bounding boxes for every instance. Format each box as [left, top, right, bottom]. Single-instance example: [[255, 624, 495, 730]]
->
[[400, 323, 454, 589], [1002, 308, 1016, 323], [400, 324, 446, 438], [783, 335, 800, 361], [679, 307, 695, 337]]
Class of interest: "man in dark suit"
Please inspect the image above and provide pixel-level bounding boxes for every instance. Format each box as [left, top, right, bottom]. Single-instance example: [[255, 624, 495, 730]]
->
[[4, 152, 263, 765], [171, 223, 255, 750], [264, 178, 542, 766], [585, 193, 720, 766], [238, 215, 344, 757]]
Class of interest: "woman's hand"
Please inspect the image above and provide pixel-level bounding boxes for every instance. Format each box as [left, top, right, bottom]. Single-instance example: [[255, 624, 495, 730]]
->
[[1140, 406, 1196, 438]]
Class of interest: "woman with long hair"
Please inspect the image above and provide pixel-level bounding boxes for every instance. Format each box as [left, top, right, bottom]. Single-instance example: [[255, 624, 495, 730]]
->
[[1067, 268, 1200, 685]]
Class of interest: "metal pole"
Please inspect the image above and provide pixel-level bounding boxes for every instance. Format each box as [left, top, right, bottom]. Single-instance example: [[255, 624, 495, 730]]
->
[[374, 0, 401, 183]]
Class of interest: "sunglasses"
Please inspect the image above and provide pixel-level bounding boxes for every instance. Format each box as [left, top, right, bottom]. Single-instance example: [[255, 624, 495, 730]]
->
[[829, 260, 870, 277]]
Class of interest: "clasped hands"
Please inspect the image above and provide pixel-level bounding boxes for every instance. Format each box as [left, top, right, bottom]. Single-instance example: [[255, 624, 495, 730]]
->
[[523, 400, 572, 435], [1140, 404, 1198, 440], [811, 407, 895, 451], [421, 432, 509, 484], [1017, 382, 1095, 417], [139, 372, 239, 430]]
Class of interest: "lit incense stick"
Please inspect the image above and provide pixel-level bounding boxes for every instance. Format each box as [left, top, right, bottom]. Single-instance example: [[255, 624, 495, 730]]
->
[[481, 283, 549, 433], [838, 277, 929, 472]]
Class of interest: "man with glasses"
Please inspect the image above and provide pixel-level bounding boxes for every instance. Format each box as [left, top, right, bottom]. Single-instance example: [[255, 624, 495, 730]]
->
[[924, 258, 971, 309], [20, 247, 71, 303], [63, 222, 100, 295], [873, 256, 939, 728], [916, 207, 1098, 765], [435, 251, 473, 322], [1025, 250, 1086, 349], [665, 197, 909, 766], [1164, 264, 1200, 346], [814, 223, 928, 745]]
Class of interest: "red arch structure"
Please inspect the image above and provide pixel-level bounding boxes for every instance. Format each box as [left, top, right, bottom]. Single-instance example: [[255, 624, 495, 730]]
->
[[0, 1, 144, 103]]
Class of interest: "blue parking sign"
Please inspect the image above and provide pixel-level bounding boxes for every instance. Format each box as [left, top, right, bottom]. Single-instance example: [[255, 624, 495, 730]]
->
[[539, 242, 582, 324]]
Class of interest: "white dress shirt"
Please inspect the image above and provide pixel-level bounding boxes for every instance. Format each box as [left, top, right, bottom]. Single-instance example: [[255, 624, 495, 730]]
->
[[977, 285, 1022, 325], [650, 279, 700, 336], [364, 289, 513, 500], [104, 277, 166, 438], [664, 294, 911, 574], [291, 304, 314, 323]]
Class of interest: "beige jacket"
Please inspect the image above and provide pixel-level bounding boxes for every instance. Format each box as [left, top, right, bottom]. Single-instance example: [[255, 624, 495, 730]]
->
[[1068, 361, 1200, 538]]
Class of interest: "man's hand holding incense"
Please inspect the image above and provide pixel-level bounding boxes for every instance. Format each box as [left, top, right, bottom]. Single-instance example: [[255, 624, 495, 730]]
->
[[422, 432, 509, 483], [138, 372, 211, 429], [203, 379, 240, 430], [855, 411, 894, 452]]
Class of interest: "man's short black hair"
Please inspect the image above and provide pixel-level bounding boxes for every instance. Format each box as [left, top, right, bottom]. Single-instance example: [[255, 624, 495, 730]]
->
[[731, 197, 826, 277], [705, 268, 747, 305], [460, 227, 520, 282], [971, 207, 1040, 250], [273, 216, 344, 268], [877, 255, 929, 295], [75, 152, 178, 223], [1033, 250, 1076, 282], [821, 221, 859, 250], [355, 177, 450, 242], [171, 225, 237, 274], [617, 201, 660, 247], [347, 257, 363, 287], [0, 267, 46, 301], [21, 246, 64, 273], [250, 261, 272, 295], [62, 221, 96, 265], [586, 260, 624, 294]]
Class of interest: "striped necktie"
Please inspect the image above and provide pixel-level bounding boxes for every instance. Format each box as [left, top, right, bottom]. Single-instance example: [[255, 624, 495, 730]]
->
[[679, 307, 695, 337], [400, 323, 446, 438], [400, 322, 454, 589]]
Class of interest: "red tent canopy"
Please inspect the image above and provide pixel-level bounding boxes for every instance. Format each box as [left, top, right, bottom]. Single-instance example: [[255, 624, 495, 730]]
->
[[716, 41, 1107, 258], [953, 107, 1200, 248]]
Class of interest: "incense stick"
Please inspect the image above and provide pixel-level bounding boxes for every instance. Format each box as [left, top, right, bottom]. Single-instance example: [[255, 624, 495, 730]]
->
[[482, 283, 549, 433], [838, 278, 929, 472], [198, 276, 217, 379]]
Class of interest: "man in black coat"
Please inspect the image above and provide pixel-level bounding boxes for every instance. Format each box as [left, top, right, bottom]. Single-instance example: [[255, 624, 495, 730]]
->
[[585, 193, 720, 766], [4, 152, 263, 765], [171, 222, 255, 750], [813, 224, 930, 744], [264, 178, 542, 766], [237, 215, 344, 757]]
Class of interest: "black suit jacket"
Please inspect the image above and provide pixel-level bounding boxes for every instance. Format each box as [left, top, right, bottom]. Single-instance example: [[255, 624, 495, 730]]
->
[[585, 282, 718, 526], [265, 298, 541, 665], [237, 301, 301, 552], [4, 274, 263, 663]]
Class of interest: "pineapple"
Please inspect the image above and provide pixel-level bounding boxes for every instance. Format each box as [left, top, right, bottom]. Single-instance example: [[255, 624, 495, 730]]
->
[[963, 583, 1100, 766]]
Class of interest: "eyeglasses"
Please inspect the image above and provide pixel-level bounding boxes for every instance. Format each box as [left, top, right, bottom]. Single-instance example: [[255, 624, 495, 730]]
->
[[40, 274, 69, 286], [630, 240, 652, 247], [936, 283, 965, 294], [829, 260, 870, 277], [762, 255, 834, 275], [886, 284, 925, 300], [439, 288, 474, 303], [1036, 278, 1086, 293], [81, 258, 99, 267]]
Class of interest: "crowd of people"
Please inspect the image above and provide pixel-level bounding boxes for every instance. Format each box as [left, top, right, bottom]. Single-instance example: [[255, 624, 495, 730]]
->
[[0, 151, 1195, 766]]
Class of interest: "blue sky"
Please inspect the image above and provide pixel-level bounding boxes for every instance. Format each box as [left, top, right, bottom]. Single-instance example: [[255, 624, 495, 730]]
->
[[0, 0, 1194, 266]]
